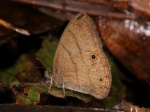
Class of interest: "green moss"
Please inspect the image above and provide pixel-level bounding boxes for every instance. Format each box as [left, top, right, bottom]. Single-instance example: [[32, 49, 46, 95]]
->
[[17, 95, 31, 104], [0, 55, 31, 82], [28, 87, 40, 103]]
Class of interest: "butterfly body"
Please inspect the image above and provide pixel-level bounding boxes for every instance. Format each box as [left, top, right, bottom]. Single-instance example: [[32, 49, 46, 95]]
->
[[53, 13, 111, 99]]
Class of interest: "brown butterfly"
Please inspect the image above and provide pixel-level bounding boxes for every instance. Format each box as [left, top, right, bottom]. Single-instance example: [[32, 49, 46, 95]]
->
[[52, 13, 111, 99]]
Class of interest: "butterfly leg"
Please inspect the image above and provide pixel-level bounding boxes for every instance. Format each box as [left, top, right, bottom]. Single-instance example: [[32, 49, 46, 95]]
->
[[62, 81, 66, 99], [44, 69, 53, 90], [48, 76, 53, 90]]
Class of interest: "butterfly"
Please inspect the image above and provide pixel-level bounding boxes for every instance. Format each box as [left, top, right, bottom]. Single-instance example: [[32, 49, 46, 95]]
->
[[52, 13, 111, 99]]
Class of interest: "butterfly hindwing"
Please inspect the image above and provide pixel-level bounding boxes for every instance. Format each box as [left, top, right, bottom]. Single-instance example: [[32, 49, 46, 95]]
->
[[53, 13, 111, 99]]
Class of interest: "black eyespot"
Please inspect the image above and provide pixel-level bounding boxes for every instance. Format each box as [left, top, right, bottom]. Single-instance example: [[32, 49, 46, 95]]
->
[[100, 78, 103, 81], [91, 55, 96, 59]]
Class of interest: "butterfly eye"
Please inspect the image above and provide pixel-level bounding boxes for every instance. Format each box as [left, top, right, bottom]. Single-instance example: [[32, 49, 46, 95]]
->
[[91, 55, 96, 59]]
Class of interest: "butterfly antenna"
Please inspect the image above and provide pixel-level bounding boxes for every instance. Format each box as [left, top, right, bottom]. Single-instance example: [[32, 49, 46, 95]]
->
[[36, 58, 53, 90]]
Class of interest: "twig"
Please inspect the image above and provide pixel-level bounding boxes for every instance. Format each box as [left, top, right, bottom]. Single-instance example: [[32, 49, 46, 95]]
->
[[12, 0, 135, 20], [0, 18, 30, 36], [114, 100, 150, 112]]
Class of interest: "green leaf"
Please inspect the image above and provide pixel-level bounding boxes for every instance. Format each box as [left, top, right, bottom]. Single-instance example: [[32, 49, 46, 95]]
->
[[36, 39, 58, 69], [17, 95, 31, 104], [28, 87, 40, 104]]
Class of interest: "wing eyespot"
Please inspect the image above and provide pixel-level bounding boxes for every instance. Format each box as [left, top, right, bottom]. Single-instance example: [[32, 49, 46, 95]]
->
[[100, 78, 103, 82], [91, 55, 96, 59]]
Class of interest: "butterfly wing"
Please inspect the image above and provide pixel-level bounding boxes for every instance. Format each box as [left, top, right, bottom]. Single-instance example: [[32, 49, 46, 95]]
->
[[53, 13, 111, 99]]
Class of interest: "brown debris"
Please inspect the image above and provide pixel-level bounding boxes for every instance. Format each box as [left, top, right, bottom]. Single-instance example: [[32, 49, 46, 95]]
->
[[98, 18, 150, 85], [120, 101, 150, 112]]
